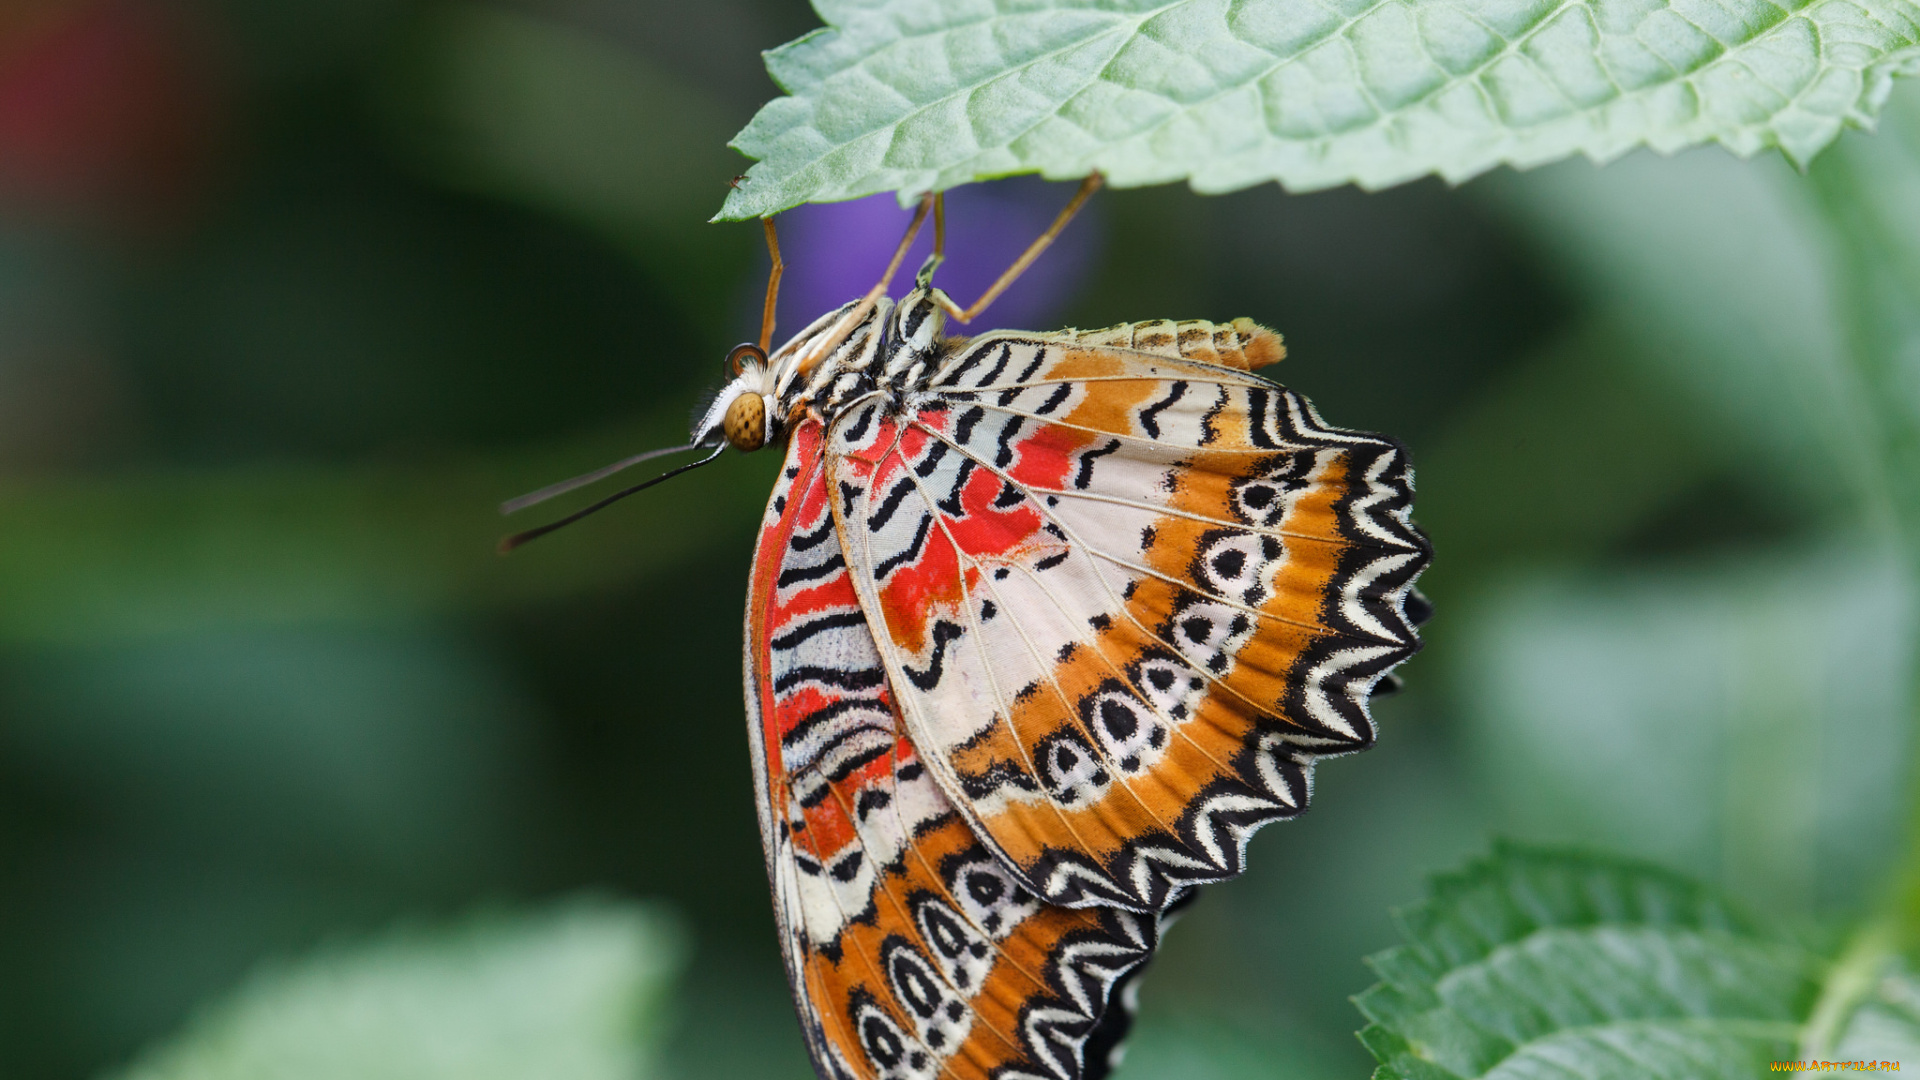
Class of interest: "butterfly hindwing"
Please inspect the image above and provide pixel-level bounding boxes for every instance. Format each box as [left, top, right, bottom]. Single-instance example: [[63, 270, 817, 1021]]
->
[[747, 417, 1176, 1080], [827, 326, 1430, 912]]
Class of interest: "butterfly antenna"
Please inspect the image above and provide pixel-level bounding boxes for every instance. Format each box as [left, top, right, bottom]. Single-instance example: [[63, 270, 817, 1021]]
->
[[497, 441, 726, 553], [946, 173, 1102, 325], [500, 442, 702, 516]]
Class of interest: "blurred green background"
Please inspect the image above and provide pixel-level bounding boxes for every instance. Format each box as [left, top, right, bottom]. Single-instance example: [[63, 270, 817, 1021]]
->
[[2, 1, 1915, 1078]]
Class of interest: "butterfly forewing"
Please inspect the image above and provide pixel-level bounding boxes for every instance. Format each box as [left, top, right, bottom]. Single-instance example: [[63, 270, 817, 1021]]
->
[[747, 419, 1175, 1080], [825, 327, 1429, 913]]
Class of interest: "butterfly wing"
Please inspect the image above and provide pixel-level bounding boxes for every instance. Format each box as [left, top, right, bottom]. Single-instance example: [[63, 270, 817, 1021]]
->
[[746, 417, 1177, 1080], [825, 321, 1430, 913]]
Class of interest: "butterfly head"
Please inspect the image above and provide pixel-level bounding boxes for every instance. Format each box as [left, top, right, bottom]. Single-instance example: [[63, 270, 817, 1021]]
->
[[695, 341, 779, 453]]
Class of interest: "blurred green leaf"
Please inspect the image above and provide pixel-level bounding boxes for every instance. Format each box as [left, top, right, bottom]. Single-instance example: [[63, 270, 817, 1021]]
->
[[0, 409, 776, 643], [1805, 80, 1920, 557], [1478, 145, 1878, 517], [382, 4, 749, 304], [107, 900, 686, 1080], [717, 0, 1920, 219], [1115, 1011, 1348, 1079], [1412, 320, 1721, 596], [1457, 545, 1912, 917], [1354, 844, 1822, 1079], [1801, 81, 1920, 1017], [1828, 953, 1920, 1062]]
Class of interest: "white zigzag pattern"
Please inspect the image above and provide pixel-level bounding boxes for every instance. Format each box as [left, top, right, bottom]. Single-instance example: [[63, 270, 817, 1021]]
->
[[1303, 644, 1405, 738], [1033, 746, 1314, 912]]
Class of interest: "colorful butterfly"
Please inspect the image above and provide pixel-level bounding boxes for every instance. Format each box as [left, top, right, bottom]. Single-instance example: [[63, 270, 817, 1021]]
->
[[503, 178, 1432, 1080]]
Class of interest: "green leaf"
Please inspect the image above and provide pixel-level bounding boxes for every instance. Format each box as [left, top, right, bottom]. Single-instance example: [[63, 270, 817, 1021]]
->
[[1828, 955, 1920, 1062], [1353, 843, 1822, 1079], [716, 0, 1920, 220], [107, 900, 687, 1080]]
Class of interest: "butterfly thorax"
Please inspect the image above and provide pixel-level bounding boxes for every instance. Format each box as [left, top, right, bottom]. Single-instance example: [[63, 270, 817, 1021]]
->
[[694, 265, 955, 453]]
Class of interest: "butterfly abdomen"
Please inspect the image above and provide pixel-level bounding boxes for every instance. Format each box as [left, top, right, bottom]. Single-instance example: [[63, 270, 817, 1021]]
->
[[1062, 318, 1285, 371]]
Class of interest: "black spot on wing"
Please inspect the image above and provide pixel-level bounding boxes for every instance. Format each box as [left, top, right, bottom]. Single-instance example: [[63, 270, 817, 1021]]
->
[[776, 552, 847, 588], [790, 516, 838, 551], [994, 416, 1026, 469], [1199, 385, 1231, 446], [1035, 384, 1073, 415], [967, 341, 1014, 388], [1137, 381, 1187, 439], [936, 459, 976, 516], [841, 403, 875, 444], [1073, 439, 1122, 490], [773, 665, 887, 694], [780, 697, 891, 751], [953, 405, 986, 445], [769, 608, 868, 650], [994, 350, 1049, 406], [913, 439, 951, 478], [1244, 387, 1277, 449], [830, 849, 866, 881], [1012, 348, 1047, 384], [873, 514, 934, 579], [903, 620, 965, 691], [855, 786, 893, 818], [867, 478, 915, 531], [822, 740, 893, 785]]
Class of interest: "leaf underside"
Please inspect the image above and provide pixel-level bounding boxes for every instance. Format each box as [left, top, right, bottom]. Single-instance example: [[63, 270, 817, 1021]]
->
[[1352, 842, 1822, 1079], [716, 0, 1920, 219]]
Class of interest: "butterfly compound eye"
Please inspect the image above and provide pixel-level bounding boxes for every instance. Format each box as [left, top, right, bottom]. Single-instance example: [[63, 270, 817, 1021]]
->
[[723, 393, 768, 451]]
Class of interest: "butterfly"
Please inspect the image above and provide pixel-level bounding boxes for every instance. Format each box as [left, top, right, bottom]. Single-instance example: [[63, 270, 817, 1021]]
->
[[503, 177, 1432, 1080]]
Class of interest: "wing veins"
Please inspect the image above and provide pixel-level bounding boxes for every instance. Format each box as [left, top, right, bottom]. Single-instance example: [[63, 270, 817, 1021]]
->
[[823, 409, 1124, 932], [964, 550, 1190, 845], [943, 372, 1269, 392], [820, 757, 1026, 1074], [885, 464, 1114, 885], [975, 552, 1245, 838], [932, 395, 1384, 461], [792, 757, 962, 1080], [877, 770, 1061, 1012], [912, 419, 1346, 733], [786, 433, 960, 1080], [840, 527, 1086, 1014], [1024, 484, 1360, 549], [911, 420, 1358, 641], [910, 419, 1326, 803], [877, 472, 1198, 852], [984, 552, 1242, 786]]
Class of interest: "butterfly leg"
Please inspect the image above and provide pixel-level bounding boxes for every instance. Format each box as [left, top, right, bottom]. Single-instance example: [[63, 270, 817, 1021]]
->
[[939, 172, 1103, 325], [758, 217, 784, 353], [906, 193, 950, 289], [798, 193, 935, 375]]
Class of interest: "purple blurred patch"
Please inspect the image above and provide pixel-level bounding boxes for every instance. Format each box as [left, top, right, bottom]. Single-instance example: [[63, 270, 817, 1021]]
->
[[763, 175, 1102, 341]]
